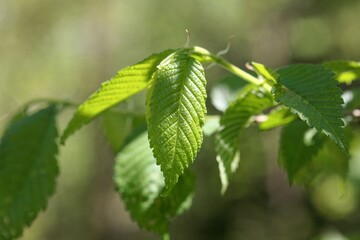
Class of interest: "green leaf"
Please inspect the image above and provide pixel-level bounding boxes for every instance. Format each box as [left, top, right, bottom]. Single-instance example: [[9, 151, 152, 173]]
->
[[215, 86, 273, 193], [323, 60, 360, 84], [210, 74, 248, 112], [0, 106, 59, 239], [61, 49, 174, 144], [147, 50, 207, 194], [251, 62, 278, 84], [273, 64, 347, 153], [279, 120, 326, 183], [259, 106, 297, 131], [114, 131, 194, 235]]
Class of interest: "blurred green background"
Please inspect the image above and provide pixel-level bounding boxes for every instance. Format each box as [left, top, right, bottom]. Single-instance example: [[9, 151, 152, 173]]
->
[[1, 0, 360, 239]]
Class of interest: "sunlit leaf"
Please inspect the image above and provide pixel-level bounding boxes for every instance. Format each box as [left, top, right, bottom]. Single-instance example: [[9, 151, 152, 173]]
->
[[0, 106, 59, 239], [215, 86, 273, 193], [61, 49, 174, 143], [147, 49, 207, 194], [273, 64, 347, 153], [114, 131, 194, 235]]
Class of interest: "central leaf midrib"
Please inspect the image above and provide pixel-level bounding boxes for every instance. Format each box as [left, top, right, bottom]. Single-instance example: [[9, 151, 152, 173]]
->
[[169, 58, 194, 180]]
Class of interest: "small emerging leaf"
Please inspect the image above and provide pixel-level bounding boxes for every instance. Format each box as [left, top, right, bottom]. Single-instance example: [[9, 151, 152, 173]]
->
[[273, 64, 347, 153], [251, 62, 278, 84], [0, 106, 59, 239], [216, 86, 273, 193], [147, 49, 207, 194], [61, 49, 174, 143], [114, 131, 194, 235]]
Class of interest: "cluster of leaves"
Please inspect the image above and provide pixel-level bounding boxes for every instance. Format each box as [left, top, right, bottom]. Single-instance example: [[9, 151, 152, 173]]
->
[[0, 45, 360, 239]]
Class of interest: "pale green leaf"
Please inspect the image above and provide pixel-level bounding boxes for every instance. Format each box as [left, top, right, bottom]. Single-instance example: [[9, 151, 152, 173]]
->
[[147, 50, 207, 194], [61, 49, 174, 143], [279, 120, 326, 184], [259, 106, 297, 131], [323, 60, 360, 84], [114, 131, 194, 235], [0, 106, 59, 239], [273, 64, 347, 153], [215, 86, 273, 193]]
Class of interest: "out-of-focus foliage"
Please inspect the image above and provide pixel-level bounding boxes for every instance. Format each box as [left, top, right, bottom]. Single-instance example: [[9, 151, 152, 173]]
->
[[1, 0, 360, 240]]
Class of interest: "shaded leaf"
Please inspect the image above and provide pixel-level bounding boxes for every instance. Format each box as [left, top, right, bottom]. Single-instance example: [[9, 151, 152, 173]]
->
[[259, 106, 297, 130], [215, 86, 273, 193], [147, 50, 207, 194], [279, 120, 326, 183], [114, 131, 194, 235], [61, 49, 174, 143], [0, 106, 59, 239], [323, 60, 360, 84], [273, 64, 347, 153]]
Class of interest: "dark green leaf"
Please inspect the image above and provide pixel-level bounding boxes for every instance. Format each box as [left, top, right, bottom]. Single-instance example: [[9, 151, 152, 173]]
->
[[273, 64, 347, 153], [279, 120, 326, 183], [0, 106, 59, 239]]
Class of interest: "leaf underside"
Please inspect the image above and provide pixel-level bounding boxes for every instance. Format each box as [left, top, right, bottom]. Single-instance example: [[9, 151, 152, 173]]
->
[[61, 49, 174, 143], [0, 106, 59, 240], [147, 50, 207, 194], [279, 120, 326, 184], [114, 131, 194, 235], [273, 64, 347, 153], [216, 86, 273, 193]]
